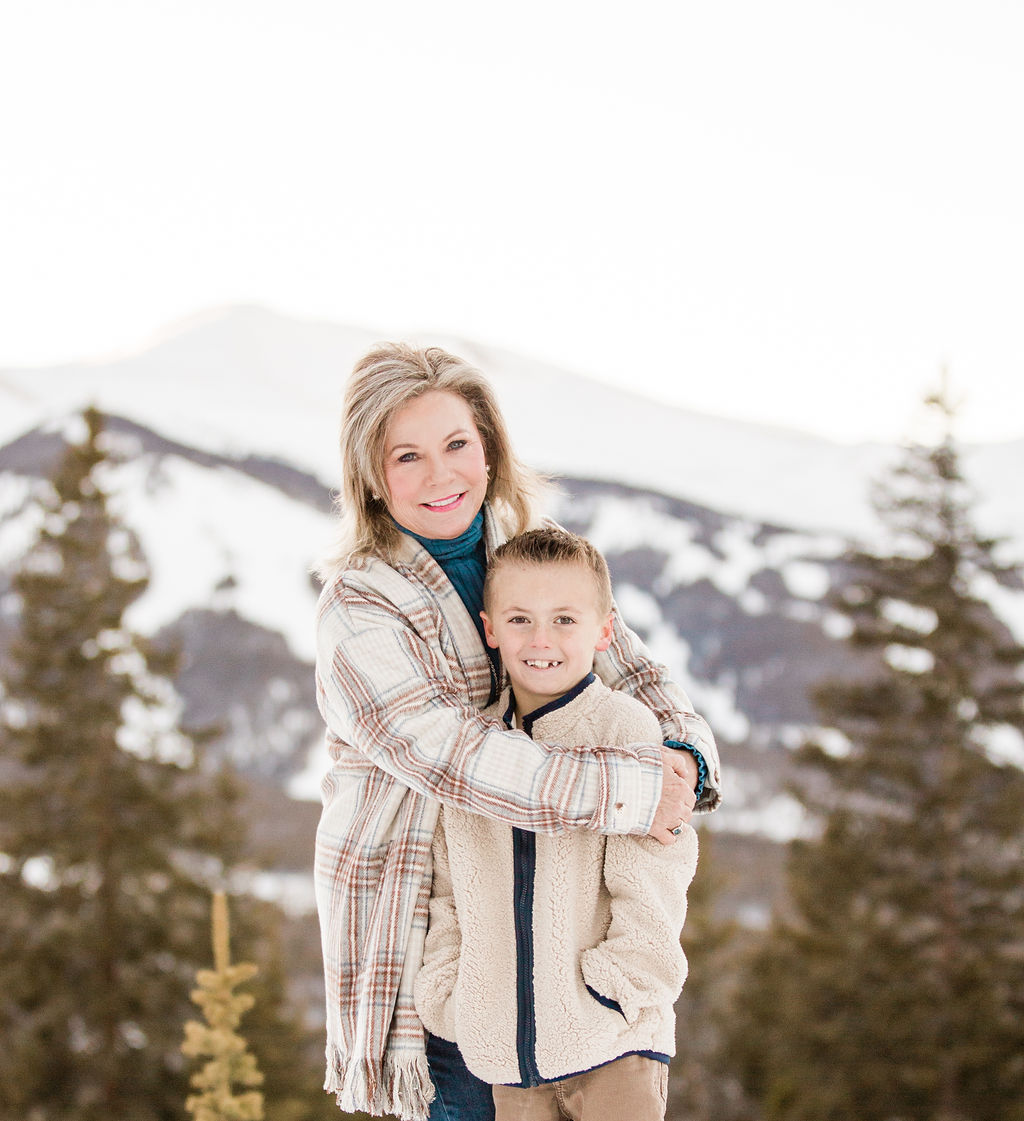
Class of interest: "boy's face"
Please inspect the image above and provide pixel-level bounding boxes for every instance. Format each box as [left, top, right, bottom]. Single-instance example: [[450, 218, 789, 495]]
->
[[481, 561, 614, 717]]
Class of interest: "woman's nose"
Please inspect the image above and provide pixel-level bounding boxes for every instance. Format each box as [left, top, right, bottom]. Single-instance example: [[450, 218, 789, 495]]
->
[[425, 453, 454, 484]]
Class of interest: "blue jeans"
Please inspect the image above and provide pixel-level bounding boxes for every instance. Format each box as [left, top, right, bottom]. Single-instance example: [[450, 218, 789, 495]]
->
[[426, 1033, 495, 1121]]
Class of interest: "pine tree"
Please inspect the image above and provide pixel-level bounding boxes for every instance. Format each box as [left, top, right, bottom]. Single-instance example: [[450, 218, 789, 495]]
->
[[670, 827, 758, 1121], [183, 892, 265, 1121], [729, 391, 1024, 1121], [0, 408, 245, 1120], [226, 894, 362, 1121]]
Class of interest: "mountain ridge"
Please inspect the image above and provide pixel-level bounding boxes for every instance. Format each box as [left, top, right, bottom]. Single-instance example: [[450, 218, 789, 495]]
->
[[3, 304, 1022, 545]]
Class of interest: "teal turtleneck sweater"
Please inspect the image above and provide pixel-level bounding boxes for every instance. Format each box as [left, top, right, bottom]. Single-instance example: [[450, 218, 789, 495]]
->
[[400, 512, 499, 696], [403, 511, 487, 628]]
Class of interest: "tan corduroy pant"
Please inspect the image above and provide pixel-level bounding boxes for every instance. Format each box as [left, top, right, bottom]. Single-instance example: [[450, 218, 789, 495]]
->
[[491, 1055, 668, 1121]]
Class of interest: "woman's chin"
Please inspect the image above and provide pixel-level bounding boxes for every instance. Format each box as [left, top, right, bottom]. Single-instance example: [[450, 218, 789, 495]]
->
[[430, 514, 475, 539], [411, 502, 476, 539]]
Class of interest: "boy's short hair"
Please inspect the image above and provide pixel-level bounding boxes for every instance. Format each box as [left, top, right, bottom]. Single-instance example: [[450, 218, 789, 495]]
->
[[485, 527, 614, 615]]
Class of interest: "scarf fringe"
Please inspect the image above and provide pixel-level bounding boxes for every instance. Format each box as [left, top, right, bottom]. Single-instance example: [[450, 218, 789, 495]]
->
[[325, 1044, 435, 1121]]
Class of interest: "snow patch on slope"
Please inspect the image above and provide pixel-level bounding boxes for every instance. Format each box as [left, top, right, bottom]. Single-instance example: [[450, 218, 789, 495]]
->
[[103, 453, 333, 661]]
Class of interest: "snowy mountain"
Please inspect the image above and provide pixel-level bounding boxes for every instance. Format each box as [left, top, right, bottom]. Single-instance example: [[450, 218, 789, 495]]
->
[[5, 304, 1022, 544], [2, 306, 1023, 918]]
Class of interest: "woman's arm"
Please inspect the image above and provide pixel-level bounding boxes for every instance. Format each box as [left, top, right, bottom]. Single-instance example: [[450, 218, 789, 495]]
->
[[594, 606, 722, 812], [316, 580, 665, 835]]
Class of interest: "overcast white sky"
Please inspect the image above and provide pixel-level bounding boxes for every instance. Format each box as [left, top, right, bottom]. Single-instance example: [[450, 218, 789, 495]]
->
[[2, 0, 1022, 445]]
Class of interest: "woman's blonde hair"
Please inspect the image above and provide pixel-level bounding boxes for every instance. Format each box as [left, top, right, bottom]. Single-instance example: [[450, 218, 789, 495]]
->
[[316, 343, 547, 577]]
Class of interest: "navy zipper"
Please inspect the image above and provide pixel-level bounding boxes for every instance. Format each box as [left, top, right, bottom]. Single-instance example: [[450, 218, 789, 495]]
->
[[512, 826, 541, 1085], [509, 674, 597, 1087]]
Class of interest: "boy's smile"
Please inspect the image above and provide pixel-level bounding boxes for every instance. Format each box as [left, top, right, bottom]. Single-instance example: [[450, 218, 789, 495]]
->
[[481, 561, 614, 717]]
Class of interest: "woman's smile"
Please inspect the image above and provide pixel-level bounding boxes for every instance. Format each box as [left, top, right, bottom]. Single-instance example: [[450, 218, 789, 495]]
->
[[422, 492, 465, 511]]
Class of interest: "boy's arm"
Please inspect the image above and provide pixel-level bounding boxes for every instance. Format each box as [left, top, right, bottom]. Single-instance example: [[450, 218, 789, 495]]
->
[[412, 812, 461, 1043], [579, 828, 698, 1025]]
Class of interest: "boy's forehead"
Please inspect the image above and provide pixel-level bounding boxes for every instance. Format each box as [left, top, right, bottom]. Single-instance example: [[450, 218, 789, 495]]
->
[[490, 559, 600, 602]]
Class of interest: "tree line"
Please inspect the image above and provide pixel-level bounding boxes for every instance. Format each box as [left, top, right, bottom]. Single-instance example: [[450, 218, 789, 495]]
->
[[671, 390, 1024, 1121], [0, 409, 344, 1121]]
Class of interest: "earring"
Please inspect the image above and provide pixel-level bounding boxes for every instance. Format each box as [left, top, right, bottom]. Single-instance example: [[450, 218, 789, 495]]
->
[[371, 492, 380, 501]]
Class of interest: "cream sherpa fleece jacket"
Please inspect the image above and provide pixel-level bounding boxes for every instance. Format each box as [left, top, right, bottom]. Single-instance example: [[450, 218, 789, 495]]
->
[[413, 674, 699, 1086]]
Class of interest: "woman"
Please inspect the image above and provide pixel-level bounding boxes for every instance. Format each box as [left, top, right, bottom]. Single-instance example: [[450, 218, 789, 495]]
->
[[313, 343, 721, 1121]]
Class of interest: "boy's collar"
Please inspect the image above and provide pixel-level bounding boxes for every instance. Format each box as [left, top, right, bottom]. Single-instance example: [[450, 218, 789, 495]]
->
[[504, 672, 597, 735]]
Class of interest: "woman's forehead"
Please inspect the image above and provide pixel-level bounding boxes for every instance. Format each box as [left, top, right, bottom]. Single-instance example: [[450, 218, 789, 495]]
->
[[386, 390, 479, 438]]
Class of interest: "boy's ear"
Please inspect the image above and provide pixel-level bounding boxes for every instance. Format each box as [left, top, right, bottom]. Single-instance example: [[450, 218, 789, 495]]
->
[[594, 613, 614, 653], [480, 611, 501, 649]]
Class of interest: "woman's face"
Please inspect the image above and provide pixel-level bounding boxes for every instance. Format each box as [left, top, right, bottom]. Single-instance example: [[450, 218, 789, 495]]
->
[[382, 390, 489, 539]]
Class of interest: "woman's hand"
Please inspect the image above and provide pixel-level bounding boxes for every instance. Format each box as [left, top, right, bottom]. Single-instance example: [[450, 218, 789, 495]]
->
[[649, 747, 698, 846]]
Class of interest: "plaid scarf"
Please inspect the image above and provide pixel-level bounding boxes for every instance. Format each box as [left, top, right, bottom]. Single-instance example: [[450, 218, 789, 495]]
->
[[314, 510, 508, 1118], [317, 770, 439, 1117]]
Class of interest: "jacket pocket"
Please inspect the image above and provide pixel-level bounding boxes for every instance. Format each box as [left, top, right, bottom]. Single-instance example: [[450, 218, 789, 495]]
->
[[585, 983, 626, 1020]]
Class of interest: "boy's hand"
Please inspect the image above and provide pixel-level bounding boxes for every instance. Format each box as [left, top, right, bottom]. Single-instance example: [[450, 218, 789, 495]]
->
[[649, 747, 698, 846]]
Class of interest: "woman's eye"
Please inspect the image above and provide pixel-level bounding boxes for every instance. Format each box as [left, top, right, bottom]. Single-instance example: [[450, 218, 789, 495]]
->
[[448, 439, 467, 451], [396, 452, 418, 463]]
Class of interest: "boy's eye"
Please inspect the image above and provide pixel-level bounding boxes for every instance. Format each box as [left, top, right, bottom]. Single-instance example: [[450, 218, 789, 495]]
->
[[555, 616, 576, 625], [508, 615, 529, 625]]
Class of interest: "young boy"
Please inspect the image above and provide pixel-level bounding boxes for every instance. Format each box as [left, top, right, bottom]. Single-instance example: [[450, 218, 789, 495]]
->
[[414, 527, 699, 1120]]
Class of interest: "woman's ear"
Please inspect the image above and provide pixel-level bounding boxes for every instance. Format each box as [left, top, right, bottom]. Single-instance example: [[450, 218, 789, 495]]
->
[[594, 613, 614, 653], [480, 611, 501, 649]]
